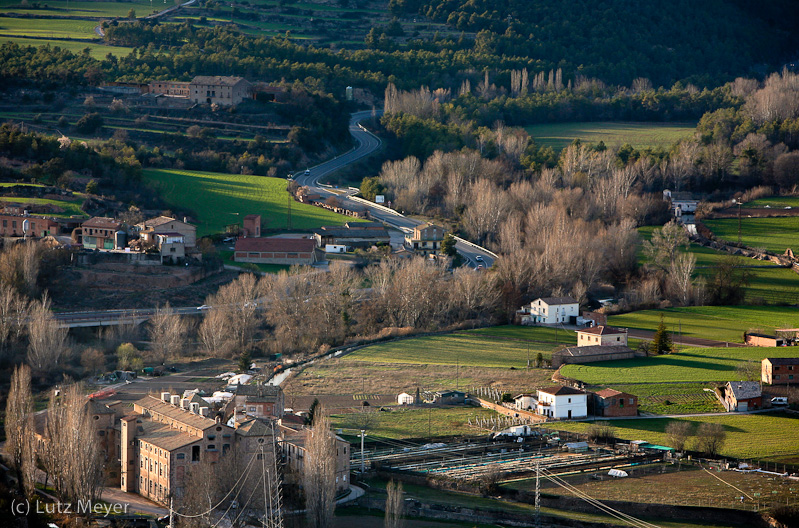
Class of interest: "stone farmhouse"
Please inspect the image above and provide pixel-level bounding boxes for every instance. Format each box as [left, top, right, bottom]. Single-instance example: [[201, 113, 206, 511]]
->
[[724, 381, 762, 412], [593, 389, 638, 417], [149, 76, 253, 106], [0, 213, 59, 237], [762, 357, 799, 385]]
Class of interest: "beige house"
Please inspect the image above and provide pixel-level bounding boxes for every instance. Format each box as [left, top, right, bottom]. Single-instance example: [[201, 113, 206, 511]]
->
[[149, 80, 190, 97], [137, 216, 197, 248], [155, 233, 186, 263], [405, 222, 444, 255], [190, 76, 252, 106], [577, 326, 628, 347]]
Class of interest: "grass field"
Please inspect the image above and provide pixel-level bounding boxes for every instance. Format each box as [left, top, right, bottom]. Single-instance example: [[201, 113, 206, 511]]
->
[[704, 217, 799, 255], [142, 168, 358, 236], [0, 17, 97, 39], [560, 345, 799, 385], [524, 122, 696, 151], [0, 0, 158, 18], [607, 383, 723, 415], [344, 326, 576, 369], [608, 306, 799, 343], [331, 406, 499, 440], [637, 225, 799, 304], [0, 36, 133, 57], [554, 413, 799, 463], [743, 195, 799, 209], [0, 196, 87, 217]]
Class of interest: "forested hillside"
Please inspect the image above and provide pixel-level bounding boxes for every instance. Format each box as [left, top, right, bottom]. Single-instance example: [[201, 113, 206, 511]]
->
[[392, 0, 799, 86]]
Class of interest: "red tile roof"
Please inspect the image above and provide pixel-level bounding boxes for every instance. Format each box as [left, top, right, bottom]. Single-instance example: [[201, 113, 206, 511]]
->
[[578, 325, 627, 336], [538, 385, 585, 396], [82, 217, 121, 229], [235, 237, 315, 253]]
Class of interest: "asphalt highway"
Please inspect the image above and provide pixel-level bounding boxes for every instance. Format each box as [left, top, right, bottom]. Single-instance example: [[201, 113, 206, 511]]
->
[[293, 110, 497, 268]]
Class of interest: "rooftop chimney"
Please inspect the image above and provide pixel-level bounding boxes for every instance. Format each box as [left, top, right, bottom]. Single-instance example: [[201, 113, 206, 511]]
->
[[170, 395, 180, 406], [190, 402, 200, 414], [180, 398, 189, 410], [199, 406, 209, 417], [161, 392, 170, 403]]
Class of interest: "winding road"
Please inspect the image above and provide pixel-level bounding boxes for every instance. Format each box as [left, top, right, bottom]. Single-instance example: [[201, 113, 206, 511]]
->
[[294, 110, 497, 268]]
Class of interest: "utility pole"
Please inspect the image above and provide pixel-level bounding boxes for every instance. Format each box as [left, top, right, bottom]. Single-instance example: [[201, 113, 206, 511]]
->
[[535, 461, 541, 527], [737, 199, 742, 245], [359, 429, 367, 473], [527, 341, 530, 369], [456, 357, 459, 390]]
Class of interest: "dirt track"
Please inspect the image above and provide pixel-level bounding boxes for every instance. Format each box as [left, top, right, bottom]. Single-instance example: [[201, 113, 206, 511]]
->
[[628, 329, 746, 348]]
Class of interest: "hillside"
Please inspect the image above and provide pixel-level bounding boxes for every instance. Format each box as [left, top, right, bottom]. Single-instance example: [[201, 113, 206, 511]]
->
[[406, 0, 799, 85]]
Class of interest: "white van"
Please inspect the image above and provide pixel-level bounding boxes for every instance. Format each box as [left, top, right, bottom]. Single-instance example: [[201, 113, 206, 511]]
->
[[771, 397, 788, 406]]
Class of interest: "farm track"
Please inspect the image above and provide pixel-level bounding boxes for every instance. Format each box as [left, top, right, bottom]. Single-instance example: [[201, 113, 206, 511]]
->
[[627, 329, 746, 348]]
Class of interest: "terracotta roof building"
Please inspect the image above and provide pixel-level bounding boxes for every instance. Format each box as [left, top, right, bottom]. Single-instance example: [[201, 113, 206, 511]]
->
[[234, 237, 317, 265], [577, 325, 628, 347], [593, 389, 638, 417], [552, 345, 635, 368], [761, 357, 799, 385]]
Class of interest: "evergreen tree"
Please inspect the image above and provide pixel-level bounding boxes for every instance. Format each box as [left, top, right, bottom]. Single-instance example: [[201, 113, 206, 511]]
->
[[649, 314, 673, 355], [238, 348, 252, 372]]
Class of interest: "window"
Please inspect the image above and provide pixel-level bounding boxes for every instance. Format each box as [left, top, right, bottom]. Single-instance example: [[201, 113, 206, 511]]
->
[[98, 430, 105, 436], [249, 406, 256, 413], [177, 453, 185, 460], [223, 444, 230, 454], [207, 435, 216, 441], [791, 375, 794, 380], [207, 444, 216, 450], [775, 375, 781, 380], [629, 398, 635, 405], [192, 445, 200, 461]]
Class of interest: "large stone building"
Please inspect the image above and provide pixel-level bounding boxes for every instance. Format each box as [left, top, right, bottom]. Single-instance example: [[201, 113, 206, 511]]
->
[[279, 423, 351, 493], [149, 80, 190, 97], [190, 76, 252, 106], [120, 393, 275, 505]]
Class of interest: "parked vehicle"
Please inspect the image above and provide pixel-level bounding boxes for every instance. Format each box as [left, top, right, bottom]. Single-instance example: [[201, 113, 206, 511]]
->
[[771, 397, 788, 405]]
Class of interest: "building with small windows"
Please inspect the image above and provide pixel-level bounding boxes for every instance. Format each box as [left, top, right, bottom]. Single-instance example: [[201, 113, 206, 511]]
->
[[762, 357, 799, 385], [136, 216, 197, 248], [120, 393, 275, 505], [593, 389, 638, 417], [278, 423, 350, 492], [404, 222, 444, 256], [724, 381, 762, 412], [0, 213, 59, 237], [576, 326, 628, 347], [536, 386, 587, 420], [518, 297, 579, 325], [234, 237, 317, 265], [189, 76, 252, 106], [76, 217, 123, 250]]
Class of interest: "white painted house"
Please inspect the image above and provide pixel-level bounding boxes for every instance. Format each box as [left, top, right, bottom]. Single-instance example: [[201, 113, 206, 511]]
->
[[518, 296, 579, 325], [536, 386, 587, 420], [514, 394, 537, 411]]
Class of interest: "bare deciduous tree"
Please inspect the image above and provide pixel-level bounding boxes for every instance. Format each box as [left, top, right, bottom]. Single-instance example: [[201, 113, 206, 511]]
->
[[44, 384, 105, 505], [5, 364, 36, 497], [668, 252, 697, 306], [304, 409, 336, 528], [0, 284, 28, 355], [199, 306, 229, 356], [385, 480, 405, 528], [695, 422, 726, 457], [27, 294, 69, 372], [665, 421, 693, 452], [148, 302, 188, 363]]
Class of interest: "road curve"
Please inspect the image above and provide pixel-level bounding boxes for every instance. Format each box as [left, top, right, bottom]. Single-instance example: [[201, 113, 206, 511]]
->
[[294, 110, 497, 268]]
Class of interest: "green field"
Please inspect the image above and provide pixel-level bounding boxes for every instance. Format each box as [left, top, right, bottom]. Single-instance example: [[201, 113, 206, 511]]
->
[[0, 36, 133, 57], [332, 406, 498, 439], [218, 249, 290, 273], [345, 326, 577, 369], [743, 195, 799, 209], [524, 122, 696, 151], [0, 0, 158, 18], [704, 217, 799, 254], [560, 345, 799, 385], [555, 414, 799, 463], [609, 306, 799, 343], [142, 168, 359, 236], [0, 196, 87, 217], [637, 226, 799, 305], [0, 17, 97, 39], [606, 383, 723, 415]]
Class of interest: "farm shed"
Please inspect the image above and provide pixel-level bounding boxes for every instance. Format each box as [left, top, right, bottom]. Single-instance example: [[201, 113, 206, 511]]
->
[[745, 333, 785, 347], [724, 381, 762, 412], [552, 345, 635, 368], [234, 237, 317, 265], [398, 392, 414, 405], [434, 390, 466, 404], [593, 388, 638, 417], [761, 357, 799, 385]]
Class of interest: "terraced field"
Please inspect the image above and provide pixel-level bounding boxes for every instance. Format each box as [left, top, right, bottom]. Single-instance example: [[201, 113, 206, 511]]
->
[[608, 306, 799, 343], [142, 168, 359, 236], [0, 0, 157, 18], [0, 17, 97, 39], [560, 345, 799, 385], [704, 216, 799, 255]]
